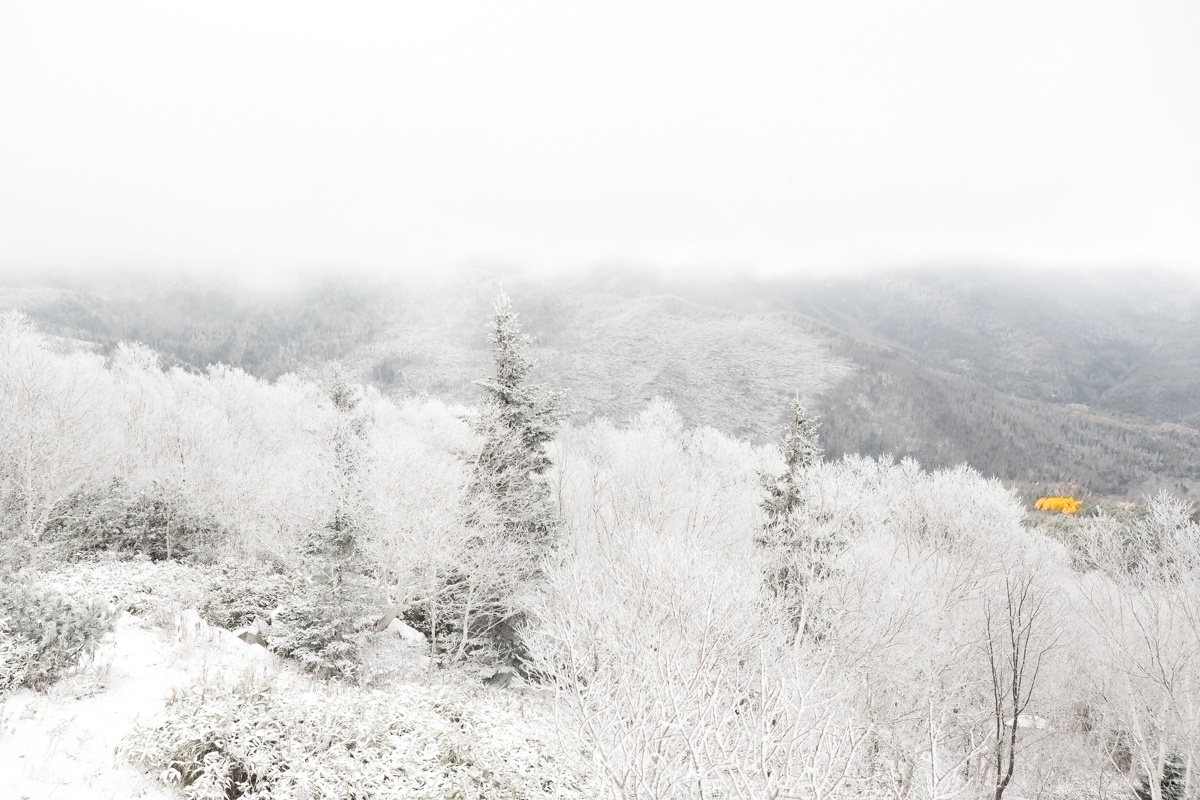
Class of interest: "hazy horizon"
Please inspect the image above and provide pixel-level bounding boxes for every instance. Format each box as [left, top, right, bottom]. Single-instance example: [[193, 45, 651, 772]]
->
[[3, 2, 1199, 282]]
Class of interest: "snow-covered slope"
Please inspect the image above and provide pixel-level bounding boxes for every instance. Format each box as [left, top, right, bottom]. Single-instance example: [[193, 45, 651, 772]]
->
[[2, 584, 584, 800], [1, 611, 274, 799]]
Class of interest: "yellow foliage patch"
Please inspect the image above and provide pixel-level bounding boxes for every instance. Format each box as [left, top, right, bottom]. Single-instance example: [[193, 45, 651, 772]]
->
[[1034, 496, 1082, 515]]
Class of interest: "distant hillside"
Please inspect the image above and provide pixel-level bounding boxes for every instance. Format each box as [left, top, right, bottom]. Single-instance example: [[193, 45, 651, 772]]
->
[[4, 266, 1199, 499], [342, 281, 854, 442], [819, 336, 1200, 498], [572, 266, 1200, 428], [0, 277, 401, 380]]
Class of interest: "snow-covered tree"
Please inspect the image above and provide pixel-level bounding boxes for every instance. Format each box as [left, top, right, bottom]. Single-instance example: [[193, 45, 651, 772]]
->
[[363, 398, 529, 669], [0, 313, 120, 568], [525, 521, 868, 800], [548, 399, 764, 556], [470, 292, 565, 551], [1074, 493, 1200, 800], [465, 293, 565, 661], [312, 369, 371, 578], [270, 369, 375, 679], [755, 401, 837, 637]]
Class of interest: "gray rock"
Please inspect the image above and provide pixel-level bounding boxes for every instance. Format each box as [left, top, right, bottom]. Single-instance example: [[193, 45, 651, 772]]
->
[[236, 628, 269, 647]]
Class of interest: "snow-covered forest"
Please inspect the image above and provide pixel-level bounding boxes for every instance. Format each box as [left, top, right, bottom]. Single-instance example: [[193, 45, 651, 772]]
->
[[2, 298, 1199, 800]]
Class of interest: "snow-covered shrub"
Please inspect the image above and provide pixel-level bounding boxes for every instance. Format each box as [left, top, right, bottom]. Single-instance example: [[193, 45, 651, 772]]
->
[[125, 676, 591, 799], [0, 568, 117, 692], [199, 561, 304, 630], [357, 627, 430, 687], [267, 581, 370, 680], [0, 636, 39, 693], [45, 478, 226, 562], [43, 554, 211, 626]]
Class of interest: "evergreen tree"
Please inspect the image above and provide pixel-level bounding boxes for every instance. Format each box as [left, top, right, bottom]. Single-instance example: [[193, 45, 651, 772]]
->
[[755, 401, 837, 638], [314, 370, 370, 579], [471, 292, 565, 552], [759, 401, 823, 525], [1136, 754, 1186, 800], [465, 293, 565, 663], [271, 370, 373, 679]]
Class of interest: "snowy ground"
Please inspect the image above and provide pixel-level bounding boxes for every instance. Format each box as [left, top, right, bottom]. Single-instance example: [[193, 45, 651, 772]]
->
[[1, 611, 276, 800]]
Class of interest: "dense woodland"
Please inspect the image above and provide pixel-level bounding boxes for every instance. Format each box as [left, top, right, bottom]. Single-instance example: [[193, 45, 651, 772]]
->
[[3, 293, 1200, 799]]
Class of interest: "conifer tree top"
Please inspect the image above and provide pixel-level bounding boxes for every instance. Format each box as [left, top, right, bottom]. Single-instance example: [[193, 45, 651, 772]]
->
[[476, 292, 537, 406], [473, 291, 564, 468], [781, 400, 822, 474], [759, 401, 822, 525]]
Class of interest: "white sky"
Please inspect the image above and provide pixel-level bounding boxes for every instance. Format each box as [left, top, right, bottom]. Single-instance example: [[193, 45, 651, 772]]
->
[[1, 1, 1198, 280]]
